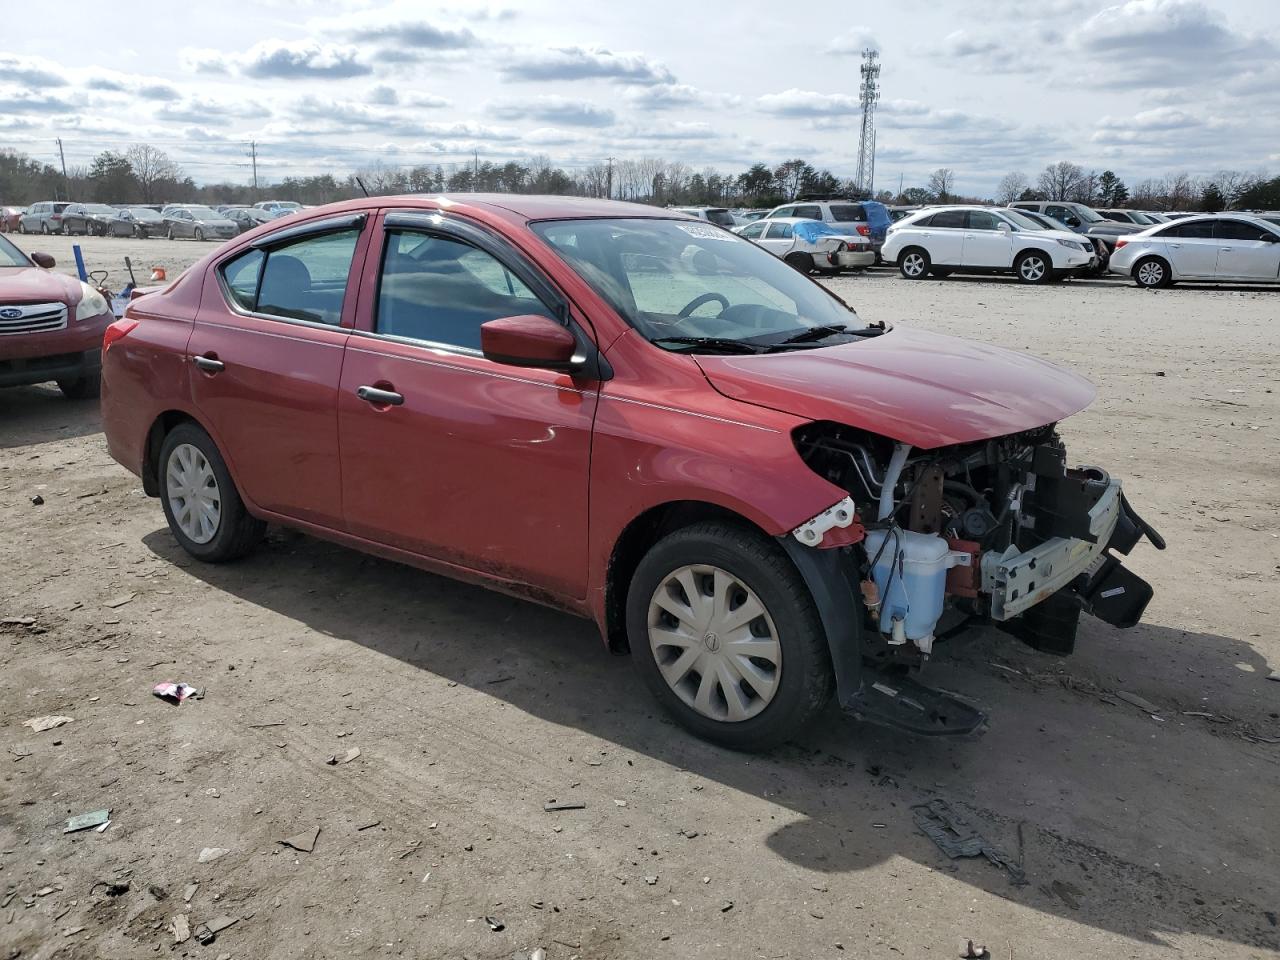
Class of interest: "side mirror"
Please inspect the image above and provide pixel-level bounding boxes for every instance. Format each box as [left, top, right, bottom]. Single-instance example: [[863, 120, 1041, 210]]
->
[[30, 252, 55, 268], [480, 314, 579, 371], [997, 221, 1012, 232]]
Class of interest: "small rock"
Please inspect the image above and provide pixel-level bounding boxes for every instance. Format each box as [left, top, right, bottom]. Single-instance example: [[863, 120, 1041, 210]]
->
[[720, 900, 734, 912], [645, 876, 658, 885], [31, 494, 44, 505], [485, 916, 504, 931], [197, 847, 230, 863]]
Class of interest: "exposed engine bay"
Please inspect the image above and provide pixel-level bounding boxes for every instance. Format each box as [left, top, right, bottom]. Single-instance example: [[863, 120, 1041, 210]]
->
[[792, 421, 1166, 664]]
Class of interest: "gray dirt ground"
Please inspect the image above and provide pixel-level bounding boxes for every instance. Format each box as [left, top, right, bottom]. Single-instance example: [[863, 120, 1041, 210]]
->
[[2, 235, 1279, 959]]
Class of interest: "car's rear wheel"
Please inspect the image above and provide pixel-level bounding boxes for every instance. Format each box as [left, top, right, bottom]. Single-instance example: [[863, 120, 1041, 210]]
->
[[194, 227, 205, 241], [626, 521, 834, 751], [167, 226, 175, 241], [899, 247, 930, 279], [159, 423, 265, 563], [41, 222, 50, 235], [18, 221, 26, 234], [783, 252, 813, 273], [1014, 250, 1051, 284], [57, 374, 100, 399], [1133, 256, 1173, 289]]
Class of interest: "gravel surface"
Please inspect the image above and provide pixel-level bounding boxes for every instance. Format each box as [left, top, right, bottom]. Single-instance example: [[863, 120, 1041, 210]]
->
[[2, 234, 1278, 958]]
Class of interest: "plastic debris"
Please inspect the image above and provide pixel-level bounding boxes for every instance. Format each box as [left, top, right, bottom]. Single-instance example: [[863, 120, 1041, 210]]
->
[[912, 799, 1027, 885], [198, 847, 230, 863], [65, 809, 111, 833], [152, 681, 202, 704], [645, 876, 658, 885], [23, 715, 73, 733], [278, 826, 321, 853], [194, 915, 239, 945], [30, 495, 44, 505], [543, 800, 587, 812], [485, 916, 504, 931], [1115, 691, 1160, 714]]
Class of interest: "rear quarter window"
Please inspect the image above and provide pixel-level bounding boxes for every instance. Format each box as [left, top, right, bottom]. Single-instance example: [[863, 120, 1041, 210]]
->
[[829, 204, 866, 222]]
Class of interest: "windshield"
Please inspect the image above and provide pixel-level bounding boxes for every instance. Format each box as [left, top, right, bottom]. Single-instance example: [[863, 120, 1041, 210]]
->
[[1001, 209, 1051, 231], [1071, 205, 1104, 223], [0, 235, 29, 267], [530, 217, 864, 352]]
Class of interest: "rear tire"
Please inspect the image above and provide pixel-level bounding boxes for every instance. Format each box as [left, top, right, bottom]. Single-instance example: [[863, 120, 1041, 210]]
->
[[194, 227, 205, 241], [1133, 256, 1173, 289], [899, 247, 930, 279], [626, 521, 834, 751], [784, 252, 813, 274], [1014, 250, 1051, 284], [167, 226, 175, 241], [57, 374, 100, 399], [158, 423, 265, 563]]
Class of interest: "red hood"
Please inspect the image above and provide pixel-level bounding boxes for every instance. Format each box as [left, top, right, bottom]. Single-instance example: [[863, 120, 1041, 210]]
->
[[0, 266, 83, 305], [695, 325, 1096, 449]]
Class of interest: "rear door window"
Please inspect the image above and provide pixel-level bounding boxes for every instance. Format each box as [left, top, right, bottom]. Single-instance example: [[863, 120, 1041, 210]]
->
[[375, 230, 555, 351], [1172, 220, 1215, 239], [793, 205, 821, 220]]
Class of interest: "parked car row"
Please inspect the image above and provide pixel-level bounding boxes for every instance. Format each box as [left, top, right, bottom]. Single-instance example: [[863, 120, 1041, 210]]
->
[[880, 203, 1280, 287], [7, 199, 303, 238]]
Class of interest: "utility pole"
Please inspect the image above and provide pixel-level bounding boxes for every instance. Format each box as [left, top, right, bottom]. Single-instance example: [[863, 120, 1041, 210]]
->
[[898, 171, 903, 200], [473, 149, 479, 189], [250, 141, 258, 196], [605, 156, 615, 199], [56, 138, 69, 200]]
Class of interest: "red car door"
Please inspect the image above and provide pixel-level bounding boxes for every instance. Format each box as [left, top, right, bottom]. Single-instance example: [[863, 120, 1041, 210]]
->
[[338, 211, 599, 600], [187, 213, 370, 528]]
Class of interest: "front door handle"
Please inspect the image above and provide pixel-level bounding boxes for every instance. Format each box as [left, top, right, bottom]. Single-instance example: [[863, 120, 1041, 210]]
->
[[192, 355, 224, 373], [356, 385, 404, 406]]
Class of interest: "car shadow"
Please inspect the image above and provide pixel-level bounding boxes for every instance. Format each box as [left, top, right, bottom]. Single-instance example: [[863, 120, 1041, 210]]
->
[[143, 526, 1280, 951], [0, 384, 102, 449]]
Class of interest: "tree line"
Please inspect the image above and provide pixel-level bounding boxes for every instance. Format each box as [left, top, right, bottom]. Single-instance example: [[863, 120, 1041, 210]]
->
[[4, 146, 1279, 212]]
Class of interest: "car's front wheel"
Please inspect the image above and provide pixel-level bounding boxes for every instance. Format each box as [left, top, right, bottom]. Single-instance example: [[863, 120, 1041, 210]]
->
[[57, 374, 100, 399], [626, 521, 834, 751], [899, 247, 930, 279], [1133, 256, 1173, 289], [159, 423, 265, 563], [194, 227, 205, 241], [1014, 250, 1051, 284]]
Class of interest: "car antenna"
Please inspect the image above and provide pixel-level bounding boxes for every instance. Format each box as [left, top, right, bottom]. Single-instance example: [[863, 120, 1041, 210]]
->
[[355, 177, 370, 198]]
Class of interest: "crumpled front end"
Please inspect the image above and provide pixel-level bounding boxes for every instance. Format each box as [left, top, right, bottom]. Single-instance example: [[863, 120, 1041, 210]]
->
[[791, 421, 1165, 662]]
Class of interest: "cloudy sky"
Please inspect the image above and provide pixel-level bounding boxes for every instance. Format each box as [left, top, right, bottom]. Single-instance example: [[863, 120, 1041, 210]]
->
[[2, 0, 1277, 195]]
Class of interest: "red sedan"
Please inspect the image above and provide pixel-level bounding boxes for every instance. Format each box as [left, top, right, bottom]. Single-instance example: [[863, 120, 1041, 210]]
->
[[101, 195, 1164, 749], [0, 234, 114, 398]]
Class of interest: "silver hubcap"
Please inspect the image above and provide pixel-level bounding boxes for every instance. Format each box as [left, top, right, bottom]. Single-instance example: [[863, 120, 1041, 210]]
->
[[902, 253, 925, 276], [1020, 256, 1046, 280], [165, 443, 221, 544], [1138, 262, 1163, 285], [647, 564, 781, 723]]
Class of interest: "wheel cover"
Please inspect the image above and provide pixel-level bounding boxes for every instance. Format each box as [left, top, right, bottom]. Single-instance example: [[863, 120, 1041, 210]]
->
[[903, 253, 925, 276], [1020, 255, 1046, 281], [647, 564, 781, 723], [165, 443, 221, 544], [1138, 261, 1163, 285]]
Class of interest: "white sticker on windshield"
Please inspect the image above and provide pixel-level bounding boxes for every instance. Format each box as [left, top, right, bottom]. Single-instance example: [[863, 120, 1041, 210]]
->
[[675, 223, 739, 242]]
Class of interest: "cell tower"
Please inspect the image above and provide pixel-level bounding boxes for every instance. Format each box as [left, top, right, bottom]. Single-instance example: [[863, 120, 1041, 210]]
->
[[854, 48, 881, 197]]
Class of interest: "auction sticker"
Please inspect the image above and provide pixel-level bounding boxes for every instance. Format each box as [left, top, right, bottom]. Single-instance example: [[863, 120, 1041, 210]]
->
[[675, 223, 739, 242]]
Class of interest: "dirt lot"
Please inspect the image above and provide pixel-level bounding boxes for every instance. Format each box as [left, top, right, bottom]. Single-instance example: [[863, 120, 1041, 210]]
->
[[2, 234, 1279, 959]]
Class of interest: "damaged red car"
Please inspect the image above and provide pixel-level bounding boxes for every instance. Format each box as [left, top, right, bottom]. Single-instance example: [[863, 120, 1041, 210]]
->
[[101, 196, 1164, 750]]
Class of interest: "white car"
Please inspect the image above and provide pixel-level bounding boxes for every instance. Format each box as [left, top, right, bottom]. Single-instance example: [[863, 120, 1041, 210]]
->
[[883, 206, 1096, 284], [1108, 214, 1280, 288], [734, 217, 875, 274]]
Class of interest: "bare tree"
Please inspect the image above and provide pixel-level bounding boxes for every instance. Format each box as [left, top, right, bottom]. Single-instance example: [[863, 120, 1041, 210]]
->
[[927, 167, 956, 202], [1161, 172, 1196, 210], [126, 144, 183, 203], [1205, 170, 1248, 209], [1036, 161, 1085, 201], [995, 171, 1028, 205]]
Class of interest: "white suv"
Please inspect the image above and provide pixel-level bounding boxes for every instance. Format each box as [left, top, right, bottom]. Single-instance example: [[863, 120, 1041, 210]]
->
[[883, 206, 1096, 284]]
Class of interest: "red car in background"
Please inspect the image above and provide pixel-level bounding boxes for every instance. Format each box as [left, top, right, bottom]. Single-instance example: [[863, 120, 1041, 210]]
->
[[0, 207, 25, 233], [100, 195, 1164, 750], [0, 234, 113, 398]]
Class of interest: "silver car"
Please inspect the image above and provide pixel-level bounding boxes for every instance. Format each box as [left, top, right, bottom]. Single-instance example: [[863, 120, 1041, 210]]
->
[[1108, 214, 1280, 287], [162, 205, 237, 241]]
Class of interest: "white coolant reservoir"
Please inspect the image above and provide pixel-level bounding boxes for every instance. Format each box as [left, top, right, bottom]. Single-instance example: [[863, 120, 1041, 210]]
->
[[863, 529, 972, 651]]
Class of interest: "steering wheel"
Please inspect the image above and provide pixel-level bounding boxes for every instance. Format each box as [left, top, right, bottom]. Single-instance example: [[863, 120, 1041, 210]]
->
[[677, 292, 730, 318]]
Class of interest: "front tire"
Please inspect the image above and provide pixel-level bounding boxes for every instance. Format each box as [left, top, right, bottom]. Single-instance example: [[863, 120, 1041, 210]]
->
[[194, 227, 205, 241], [899, 247, 930, 279], [57, 374, 100, 399], [1014, 250, 1051, 284], [167, 226, 175, 241], [626, 521, 834, 751], [159, 423, 265, 563], [1133, 256, 1173, 289]]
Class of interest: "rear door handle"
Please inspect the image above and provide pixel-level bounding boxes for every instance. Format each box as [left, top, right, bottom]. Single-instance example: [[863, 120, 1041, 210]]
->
[[356, 385, 404, 406], [192, 355, 224, 373]]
